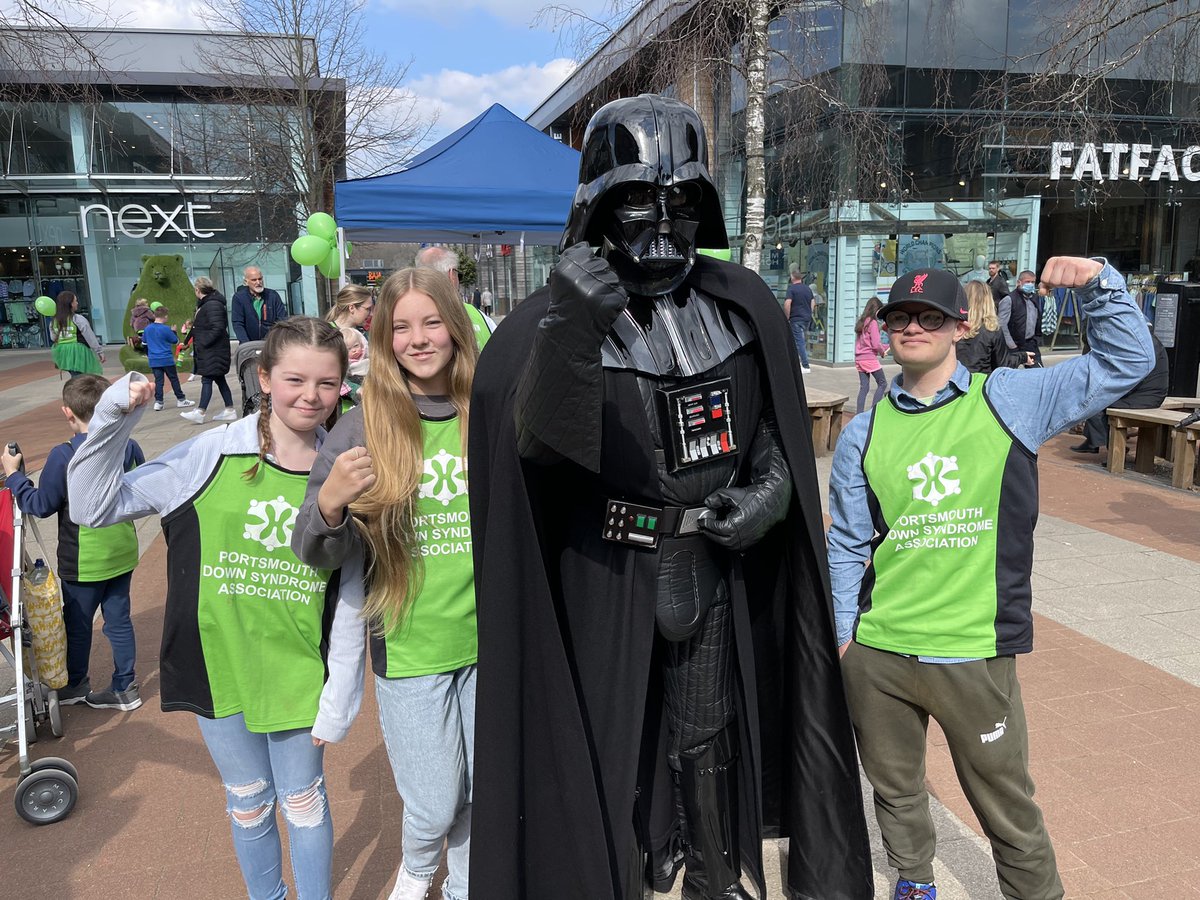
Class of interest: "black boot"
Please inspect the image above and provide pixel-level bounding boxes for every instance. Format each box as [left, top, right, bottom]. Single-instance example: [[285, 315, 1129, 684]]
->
[[677, 726, 753, 900]]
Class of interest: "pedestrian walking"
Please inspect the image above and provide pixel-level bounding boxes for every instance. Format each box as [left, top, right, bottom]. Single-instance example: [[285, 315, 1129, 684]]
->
[[181, 276, 236, 424], [294, 267, 479, 900], [854, 296, 888, 413], [67, 317, 348, 900]]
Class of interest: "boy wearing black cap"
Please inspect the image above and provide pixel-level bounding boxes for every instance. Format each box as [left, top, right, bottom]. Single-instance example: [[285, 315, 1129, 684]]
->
[[828, 258, 1155, 900]]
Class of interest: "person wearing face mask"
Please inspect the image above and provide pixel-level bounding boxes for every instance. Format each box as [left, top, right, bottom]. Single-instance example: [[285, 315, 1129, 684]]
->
[[1007, 270, 1043, 366]]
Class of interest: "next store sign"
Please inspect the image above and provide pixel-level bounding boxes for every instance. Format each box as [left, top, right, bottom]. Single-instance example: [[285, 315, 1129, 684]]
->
[[79, 202, 225, 240]]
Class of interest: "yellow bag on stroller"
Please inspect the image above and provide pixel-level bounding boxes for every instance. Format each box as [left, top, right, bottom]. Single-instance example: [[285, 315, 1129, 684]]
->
[[21, 520, 68, 690]]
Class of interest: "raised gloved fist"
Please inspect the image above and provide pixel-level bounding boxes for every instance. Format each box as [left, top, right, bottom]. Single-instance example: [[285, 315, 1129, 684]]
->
[[698, 436, 792, 551], [546, 243, 630, 341]]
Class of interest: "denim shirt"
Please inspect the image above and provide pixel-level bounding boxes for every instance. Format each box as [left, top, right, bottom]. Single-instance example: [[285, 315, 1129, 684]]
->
[[827, 262, 1155, 652]]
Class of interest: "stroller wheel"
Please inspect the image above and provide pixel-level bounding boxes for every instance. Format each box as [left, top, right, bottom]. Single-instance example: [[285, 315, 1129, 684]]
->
[[15, 767, 78, 824], [31, 756, 79, 783], [48, 692, 63, 738]]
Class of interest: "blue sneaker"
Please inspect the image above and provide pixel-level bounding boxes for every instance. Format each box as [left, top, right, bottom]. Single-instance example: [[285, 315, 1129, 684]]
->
[[895, 881, 936, 900]]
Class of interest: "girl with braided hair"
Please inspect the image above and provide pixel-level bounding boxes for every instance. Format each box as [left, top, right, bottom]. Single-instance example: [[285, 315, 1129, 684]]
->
[[65, 316, 348, 900]]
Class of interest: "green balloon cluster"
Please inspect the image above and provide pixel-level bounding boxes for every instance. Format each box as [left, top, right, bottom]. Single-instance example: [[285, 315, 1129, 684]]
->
[[290, 212, 344, 278], [34, 295, 56, 317]]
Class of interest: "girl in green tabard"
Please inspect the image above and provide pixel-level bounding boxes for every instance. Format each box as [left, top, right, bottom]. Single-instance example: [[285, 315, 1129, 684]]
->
[[66, 317, 348, 900], [50, 290, 105, 376], [293, 267, 479, 900]]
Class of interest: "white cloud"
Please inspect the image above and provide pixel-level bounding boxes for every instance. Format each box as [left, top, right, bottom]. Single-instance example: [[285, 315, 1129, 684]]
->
[[376, 0, 609, 28], [65, 0, 206, 29], [409, 57, 577, 138]]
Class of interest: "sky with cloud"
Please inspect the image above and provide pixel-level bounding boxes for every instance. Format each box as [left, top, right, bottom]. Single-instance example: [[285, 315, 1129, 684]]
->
[[84, 0, 606, 144]]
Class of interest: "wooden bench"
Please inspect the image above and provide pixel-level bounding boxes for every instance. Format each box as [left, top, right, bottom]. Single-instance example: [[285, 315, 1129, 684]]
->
[[1106, 406, 1200, 489], [805, 387, 849, 457]]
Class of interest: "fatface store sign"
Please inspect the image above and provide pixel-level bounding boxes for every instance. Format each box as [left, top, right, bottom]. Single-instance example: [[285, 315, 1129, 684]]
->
[[79, 202, 225, 240], [1050, 141, 1200, 182]]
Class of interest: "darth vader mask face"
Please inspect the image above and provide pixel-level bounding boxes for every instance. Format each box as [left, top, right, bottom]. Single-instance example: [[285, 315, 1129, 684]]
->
[[561, 94, 728, 297], [601, 180, 704, 294]]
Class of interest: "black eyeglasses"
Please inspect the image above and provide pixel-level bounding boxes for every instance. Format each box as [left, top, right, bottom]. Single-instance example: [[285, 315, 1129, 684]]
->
[[883, 309, 948, 332]]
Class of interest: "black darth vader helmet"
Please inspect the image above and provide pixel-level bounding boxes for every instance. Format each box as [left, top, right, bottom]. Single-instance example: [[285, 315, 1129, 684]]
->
[[561, 94, 728, 296]]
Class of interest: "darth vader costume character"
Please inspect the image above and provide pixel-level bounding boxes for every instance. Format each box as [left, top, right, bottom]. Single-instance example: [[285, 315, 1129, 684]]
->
[[468, 95, 871, 900]]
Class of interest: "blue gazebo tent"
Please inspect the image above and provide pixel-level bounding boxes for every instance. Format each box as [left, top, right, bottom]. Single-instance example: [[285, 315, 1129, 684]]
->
[[334, 104, 581, 245]]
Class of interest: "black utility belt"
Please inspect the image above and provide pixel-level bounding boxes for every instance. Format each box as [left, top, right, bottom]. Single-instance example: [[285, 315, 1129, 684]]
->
[[602, 499, 706, 550]]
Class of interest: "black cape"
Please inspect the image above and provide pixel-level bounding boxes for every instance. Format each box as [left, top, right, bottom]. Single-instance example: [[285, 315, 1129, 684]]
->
[[467, 256, 872, 900]]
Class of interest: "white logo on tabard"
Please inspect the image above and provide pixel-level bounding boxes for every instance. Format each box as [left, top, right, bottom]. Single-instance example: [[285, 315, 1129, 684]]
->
[[419, 449, 467, 507], [980, 716, 1008, 744], [243, 496, 299, 551], [906, 452, 961, 507]]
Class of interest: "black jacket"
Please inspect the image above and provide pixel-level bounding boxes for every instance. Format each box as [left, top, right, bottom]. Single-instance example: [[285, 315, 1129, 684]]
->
[[956, 326, 1026, 374], [467, 256, 872, 900], [231, 285, 288, 343], [1007, 288, 1043, 351], [191, 291, 232, 378]]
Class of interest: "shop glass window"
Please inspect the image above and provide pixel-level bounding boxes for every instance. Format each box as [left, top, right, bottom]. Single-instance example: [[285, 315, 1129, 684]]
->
[[905, 0, 1006, 70], [7, 102, 73, 175], [91, 101, 176, 175], [176, 102, 253, 178], [842, 0, 906, 67]]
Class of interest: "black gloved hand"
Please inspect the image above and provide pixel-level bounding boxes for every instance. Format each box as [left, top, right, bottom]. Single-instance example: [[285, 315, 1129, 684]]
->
[[545, 243, 629, 345], [698, 436, 791, 552]]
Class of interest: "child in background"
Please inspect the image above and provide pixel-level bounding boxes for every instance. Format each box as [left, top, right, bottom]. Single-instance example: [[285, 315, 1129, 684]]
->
[[294, 267, 479, 900], [51, 291, 105, 377], [339, 326, 370, 402], [130, 298, 154, 337], [854, 295, 889, 413], [67, 317, 348, 900], [1, 375, 145, 710], [143, 306, 195, 412]]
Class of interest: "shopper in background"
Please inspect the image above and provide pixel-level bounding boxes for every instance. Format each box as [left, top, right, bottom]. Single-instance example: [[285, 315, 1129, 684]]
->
[[956, 280, 1030, 374], [854, 296, 889, 413], [181, 276, 236, 424], [784, 268, 815, 373], [231, 266, 289, 344]]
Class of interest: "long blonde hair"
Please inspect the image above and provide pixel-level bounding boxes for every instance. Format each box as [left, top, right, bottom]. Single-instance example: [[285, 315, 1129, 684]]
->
[[325, 283, 373, 326], [353, 267, 478, 632], [964, 280, 999, 339]]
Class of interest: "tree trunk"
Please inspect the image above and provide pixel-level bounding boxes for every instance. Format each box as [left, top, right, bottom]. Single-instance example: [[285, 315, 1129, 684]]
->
[[740, 0, 770, 274]]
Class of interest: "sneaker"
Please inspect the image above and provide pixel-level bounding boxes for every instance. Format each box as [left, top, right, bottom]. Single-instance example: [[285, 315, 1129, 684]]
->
[[153, 401, 164, 411], [57, 678, 91, 706], [387, 868, 433, 900], [84, 683, 142, 712], [180, 409, 206, 424], [176, 398, 195, 408], [1069, 441, 1099, 454], [895, 881, 936, 900], [212, 408, 238, 422], [800, 366, 812, 374]]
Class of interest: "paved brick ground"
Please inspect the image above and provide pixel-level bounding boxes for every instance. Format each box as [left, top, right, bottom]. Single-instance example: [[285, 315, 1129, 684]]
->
[[2, 351, 1198, 899]]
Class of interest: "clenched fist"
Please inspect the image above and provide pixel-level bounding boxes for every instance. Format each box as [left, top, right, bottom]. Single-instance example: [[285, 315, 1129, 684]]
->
[[546, 243, 630, 343], [1039, 257, 1104, 290], [317, 445, 376, 527]]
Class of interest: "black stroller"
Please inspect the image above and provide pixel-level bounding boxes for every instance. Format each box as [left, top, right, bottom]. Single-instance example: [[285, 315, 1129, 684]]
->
[[235, 341, 265, 417]]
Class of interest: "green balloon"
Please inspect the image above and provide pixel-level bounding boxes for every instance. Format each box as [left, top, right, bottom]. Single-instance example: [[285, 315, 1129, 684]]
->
[[345, 241, 354, 257], [35, 295, 56, 316], [291, 234, 331, 267], [318, 246, 342, 279], [306, 212, 338, 240]]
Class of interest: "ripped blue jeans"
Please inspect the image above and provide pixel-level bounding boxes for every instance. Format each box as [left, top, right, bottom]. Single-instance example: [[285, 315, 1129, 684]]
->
[[196, 713, 332, 900]]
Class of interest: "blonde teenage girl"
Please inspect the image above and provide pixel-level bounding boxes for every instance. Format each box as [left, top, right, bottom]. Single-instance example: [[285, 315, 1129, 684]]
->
[[293, 267, 479, 900], [325, 283, 374, 332], [67, 317, 348, 900]]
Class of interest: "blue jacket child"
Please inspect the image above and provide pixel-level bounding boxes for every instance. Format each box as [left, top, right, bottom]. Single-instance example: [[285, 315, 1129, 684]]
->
[[1, 374, 145, 711]]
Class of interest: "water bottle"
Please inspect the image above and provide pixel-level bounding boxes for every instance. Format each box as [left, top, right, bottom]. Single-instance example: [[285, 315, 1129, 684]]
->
[[28, 559, 49, 586]]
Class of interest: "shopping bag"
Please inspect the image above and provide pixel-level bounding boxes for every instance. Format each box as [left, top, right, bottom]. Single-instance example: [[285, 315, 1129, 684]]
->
[[21, 518, 68, 690], [1041, 294, 1058, 336]]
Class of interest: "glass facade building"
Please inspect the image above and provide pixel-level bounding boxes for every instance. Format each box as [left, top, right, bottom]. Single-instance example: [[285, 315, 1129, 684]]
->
[[0, 31, 338, 350], [528, 0, 1200, 363]]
